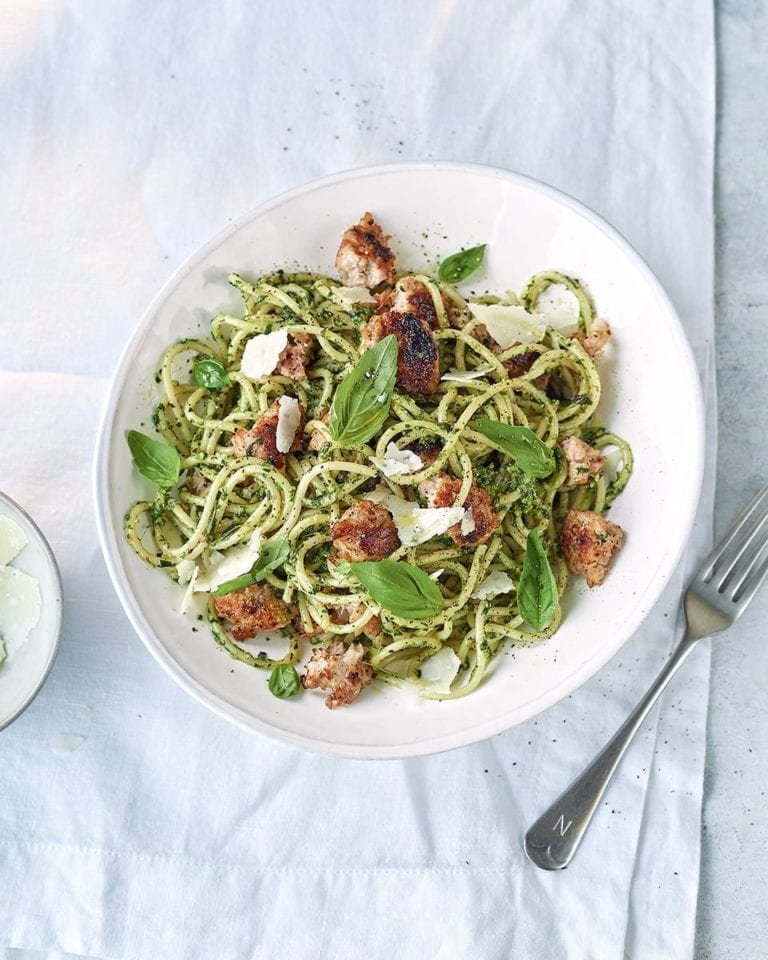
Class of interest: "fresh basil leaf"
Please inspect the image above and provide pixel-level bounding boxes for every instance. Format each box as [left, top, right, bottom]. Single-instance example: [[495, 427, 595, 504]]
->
[[253, 539, 291, 579], [126, 430, 181, 488], [474, 418, 555, 479], [193, 357, 231, 390], [518, 529, 559, 631], [268, 663, 301, 699], [350, 559, 444, 619], [437, 243, 486, 284], [212, 538, 291, 597], [210, 571, 255, 597], [329, 335, 398, 446]]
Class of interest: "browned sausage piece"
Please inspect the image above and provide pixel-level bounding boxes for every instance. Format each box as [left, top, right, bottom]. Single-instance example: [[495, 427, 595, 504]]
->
[[418, 473, 500, 547], [561, 436, 606, 486], [560, 509, 624, 587], [335, 212, 397, 289], [301, 640, 374, 709], [231, 399, 305, 471], [331, 500, 400, 562], [212, 583, 291, 640]]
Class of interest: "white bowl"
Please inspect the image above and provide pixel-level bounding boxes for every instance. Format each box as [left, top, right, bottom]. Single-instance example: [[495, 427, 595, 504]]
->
[[0, 491, 63, 730], [94, 162, 704, 758]]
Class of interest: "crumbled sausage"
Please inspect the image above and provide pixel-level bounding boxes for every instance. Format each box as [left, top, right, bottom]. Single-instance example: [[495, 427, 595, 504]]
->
[[361, 310, 441, 396], [188, 470, 211, 495], [308, 407, 330, 452], [418, 473, 458, 509], [418, 473, 500, 547], [469, 323, 549, 389], [231, 399, 305, 470], [291, 612, 324, 641], [329, 602, 383, 639], [571, 319, 611, 359], [335, 212, 397, 288], [275, 333, 316, 379], [561, 436, 606, 486], [467, 321, 497, 349], [301, 640, 374, 708], [405, 438, 442, 467], [505, 350, 549, 389], [560, 509, 624, 587], [377, 276, 439, 330], [213, 583, 291, 640], [331, 500, 400, 562]]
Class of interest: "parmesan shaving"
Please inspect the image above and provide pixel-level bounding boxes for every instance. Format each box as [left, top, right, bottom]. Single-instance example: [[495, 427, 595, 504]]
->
[[370, 443, 424, 477], [275, 396, 301, 453], [176, 559, 197, 584], [419, 647, 461, 694], [194, 530, 263, 592], [468, 303, 546, 347], [0, 565, 41, 658], [179, 565, 199, 615], [0, 516, 27, 566], [532, 283, 581, 333], [240, 330, 289, 379], [471, 570, 515, 600], [441, 366, 493, 382], [364, 487, 465, 547], [330, 285, 377, 306]]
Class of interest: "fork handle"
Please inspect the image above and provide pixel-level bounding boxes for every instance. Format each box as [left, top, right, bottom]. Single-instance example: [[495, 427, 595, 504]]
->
[[524, 631, 700, 870]]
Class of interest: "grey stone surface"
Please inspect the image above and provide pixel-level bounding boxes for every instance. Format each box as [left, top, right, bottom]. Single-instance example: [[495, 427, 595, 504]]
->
[[695, 3, 768, 956]]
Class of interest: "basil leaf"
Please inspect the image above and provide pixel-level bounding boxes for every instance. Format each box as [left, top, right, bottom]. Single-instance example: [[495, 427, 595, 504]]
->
[[193, 357, 231, 390], [268, 663, 301, 699], [518, 529, 559, 631], [253, 539, 291, 578], [126, 430, 181, 488], [210, 571, 255, 597], [329, 335, 398, 446], [438, 243, 486, 284], [211, 538, 291, 597], [474, 418, 555, 478], [350, 559, 444, 619]]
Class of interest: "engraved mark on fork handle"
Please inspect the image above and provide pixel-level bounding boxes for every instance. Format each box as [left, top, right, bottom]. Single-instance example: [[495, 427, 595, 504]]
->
[[553, 814, 573, 837]]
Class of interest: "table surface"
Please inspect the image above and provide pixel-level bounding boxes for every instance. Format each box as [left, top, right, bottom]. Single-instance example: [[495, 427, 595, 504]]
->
[[0, 4, 759, 956], [695, 3, 768, 956]]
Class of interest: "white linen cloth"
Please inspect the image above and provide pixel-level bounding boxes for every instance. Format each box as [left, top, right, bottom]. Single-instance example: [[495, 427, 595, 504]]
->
[[0, 2, 715, 958]]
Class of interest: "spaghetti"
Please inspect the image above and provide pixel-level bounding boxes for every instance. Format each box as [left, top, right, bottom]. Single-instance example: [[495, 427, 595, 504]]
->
[[125, 245, 632, 704]]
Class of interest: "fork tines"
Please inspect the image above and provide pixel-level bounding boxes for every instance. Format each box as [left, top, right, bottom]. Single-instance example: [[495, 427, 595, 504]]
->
[[700, 482, 768, 603]]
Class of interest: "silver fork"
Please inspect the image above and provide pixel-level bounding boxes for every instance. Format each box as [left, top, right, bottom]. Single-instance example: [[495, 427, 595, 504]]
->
[[524, 482, 768, 870]]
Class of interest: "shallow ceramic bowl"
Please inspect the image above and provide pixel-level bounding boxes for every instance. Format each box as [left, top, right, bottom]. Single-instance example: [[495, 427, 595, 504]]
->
[[0, 491, 63, 730], [94, 162, 704, 758]]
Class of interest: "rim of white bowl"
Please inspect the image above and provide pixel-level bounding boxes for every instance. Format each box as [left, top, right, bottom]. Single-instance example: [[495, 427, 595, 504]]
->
[[93, 161, 705, 759], [0, 489, 64, 732]]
